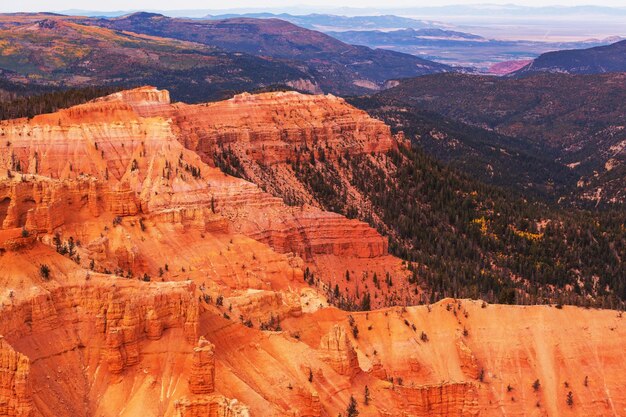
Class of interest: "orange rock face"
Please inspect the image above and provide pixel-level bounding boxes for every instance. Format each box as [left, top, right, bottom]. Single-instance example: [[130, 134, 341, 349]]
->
[[0, 337, 32, 417], [174, 396, 249, 417], [0, 87, 624, 417], [189, 337, 216, 394], [0, 85, 409, 309], [394, 383, 479, 417], [171, 91, 396, 165], [318, 324, 360, 377], [160, 89, 414, 307]]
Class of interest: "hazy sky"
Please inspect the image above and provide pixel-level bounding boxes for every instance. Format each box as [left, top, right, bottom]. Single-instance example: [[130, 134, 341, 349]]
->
[[4, 0, 626, 13]]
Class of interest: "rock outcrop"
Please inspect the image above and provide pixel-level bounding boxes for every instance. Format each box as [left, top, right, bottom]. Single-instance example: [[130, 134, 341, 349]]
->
[[0, 280, 197, 369], [292, 388, 322, 417], [394, 383, 479, 417], [456, 337, 480, 380], [96, 86, 172, 117], [174, 396, 249, 417], [145, 308, 163, 340], [170, 91, 396, 166], [318, 325, 360, 377], [0, 274, 206, 416], [0, 337, 32, 417], [189, 337, 215, 394]]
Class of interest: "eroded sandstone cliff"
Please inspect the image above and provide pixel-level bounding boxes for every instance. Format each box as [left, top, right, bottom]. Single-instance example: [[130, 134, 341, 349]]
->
[[0, 87, 623, 417]]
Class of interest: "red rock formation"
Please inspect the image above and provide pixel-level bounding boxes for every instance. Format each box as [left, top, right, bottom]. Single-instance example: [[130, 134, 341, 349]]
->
[[105, 327, 126, 374], [0, 87, 625, 417], [0, 87, 407, 313], [96, 86, 172, 117], [0, 280, 197, 364], [0, 337, 32, 417], [145, 308, 163, 340], [456, 337, 480, 380], [189, 336, 215, 394], [292, 387, 322, 417], [394, 383, 479, 417], [174, 396, 249, 417], [318, 324, 360, 377], [0, 88, 391, 264], [170, 91, 396, 165], [184, 303, 200, 344]]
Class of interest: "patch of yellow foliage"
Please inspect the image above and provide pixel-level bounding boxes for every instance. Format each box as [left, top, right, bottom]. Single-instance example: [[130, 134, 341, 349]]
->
[[511, 226, 543, 241], [0, 38, 20, 55], [472, 217, 489, 235]]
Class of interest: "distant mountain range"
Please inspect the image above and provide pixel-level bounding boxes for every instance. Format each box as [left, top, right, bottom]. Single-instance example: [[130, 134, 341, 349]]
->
[[59, 5, 626, 18], [514, 39, 626, 76], [46, 9, 626, 71], [200, 13, 624, 71], [87, 12, 452, 94], [1, 10, 624, 93], [0, 12, 451, 99], [202, 13, 445, 31], [328, 28, 484, 42], [323, 27, 623, 72], [0, 15, 318, 102]]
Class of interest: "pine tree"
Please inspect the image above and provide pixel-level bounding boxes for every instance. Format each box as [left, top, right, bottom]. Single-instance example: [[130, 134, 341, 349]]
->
[[532, 379, 540, 392], [363, 386, 370, 406], [360, 292, 371, 311], [346, 395, 359, 417], [39, 264, 50, 280]]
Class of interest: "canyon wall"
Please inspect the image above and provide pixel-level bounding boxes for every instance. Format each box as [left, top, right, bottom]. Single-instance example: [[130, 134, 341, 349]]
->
[[0, 337, 32, 417], [0, 88, 623, 417], [170, 91, 397, 165], [0, 86, 408, 312]]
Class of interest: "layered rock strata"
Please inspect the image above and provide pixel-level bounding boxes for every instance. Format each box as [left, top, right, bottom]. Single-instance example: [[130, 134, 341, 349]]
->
[[0, 337, 32, 417], [318, 324, 360, 377]]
